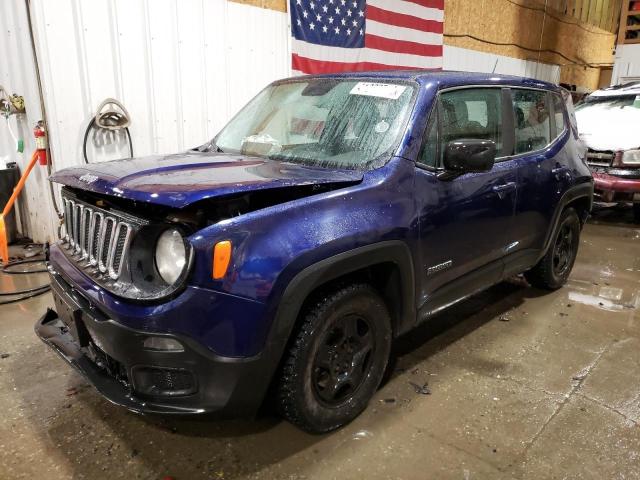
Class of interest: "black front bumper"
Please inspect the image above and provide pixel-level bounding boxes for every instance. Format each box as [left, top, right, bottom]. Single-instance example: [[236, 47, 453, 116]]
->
[[35, 267, 272, 416]]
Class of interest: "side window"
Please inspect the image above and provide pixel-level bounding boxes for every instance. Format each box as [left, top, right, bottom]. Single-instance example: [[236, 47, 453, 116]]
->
[[552, 93, 566, 138], [439, 88, 503, 156], [512, 89, 551, 154], [418, 111, 438, 168]]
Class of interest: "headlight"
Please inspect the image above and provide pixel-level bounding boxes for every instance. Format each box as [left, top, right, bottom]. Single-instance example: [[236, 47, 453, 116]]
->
[[155, 229, 187, 284], [621, 149, 640, 166]]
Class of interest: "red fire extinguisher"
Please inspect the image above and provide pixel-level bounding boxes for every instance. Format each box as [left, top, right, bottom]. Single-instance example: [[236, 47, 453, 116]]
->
[[34, 120, 47, 166]]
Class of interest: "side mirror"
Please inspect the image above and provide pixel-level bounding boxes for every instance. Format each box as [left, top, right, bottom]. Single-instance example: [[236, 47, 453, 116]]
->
[[443, 139, 496, 175]]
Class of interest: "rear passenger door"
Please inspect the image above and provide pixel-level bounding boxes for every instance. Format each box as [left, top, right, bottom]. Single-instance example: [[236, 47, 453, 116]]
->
[[507, 89, 571, 274], [414, 87, 519, 312]]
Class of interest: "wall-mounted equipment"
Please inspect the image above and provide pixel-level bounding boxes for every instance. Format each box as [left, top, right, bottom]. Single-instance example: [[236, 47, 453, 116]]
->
[[34, 121, 47, 166], [83, 98, 133, 164], [0, 86, 26, 153]]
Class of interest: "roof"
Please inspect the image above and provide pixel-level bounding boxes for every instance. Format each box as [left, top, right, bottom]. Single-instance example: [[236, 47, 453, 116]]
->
[[590, 82, 640, 97], [284, 70, 559, 91]]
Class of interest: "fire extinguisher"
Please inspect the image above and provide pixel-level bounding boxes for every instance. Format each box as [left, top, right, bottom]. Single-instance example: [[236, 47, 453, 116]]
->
[[34, 120, 47, 166]]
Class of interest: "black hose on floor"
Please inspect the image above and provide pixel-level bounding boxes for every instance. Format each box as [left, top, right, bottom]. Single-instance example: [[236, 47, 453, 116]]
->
[[0, 286, 50, 305], [0, 258, 50, 305], [2, 258, 48, 274]]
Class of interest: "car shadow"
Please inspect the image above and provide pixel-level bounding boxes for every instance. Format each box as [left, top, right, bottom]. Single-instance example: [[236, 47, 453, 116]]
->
[[382, 277, 544, 385], [13, 278, 545, 479], [588, 202, 638, 227]]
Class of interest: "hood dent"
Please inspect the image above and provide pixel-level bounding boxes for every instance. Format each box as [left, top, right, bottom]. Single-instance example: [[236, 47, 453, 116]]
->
[[50, 152, 364, 209]]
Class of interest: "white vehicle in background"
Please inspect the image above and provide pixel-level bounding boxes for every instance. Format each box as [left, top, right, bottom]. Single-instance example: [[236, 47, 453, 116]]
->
[[575, 82, 640, 222]]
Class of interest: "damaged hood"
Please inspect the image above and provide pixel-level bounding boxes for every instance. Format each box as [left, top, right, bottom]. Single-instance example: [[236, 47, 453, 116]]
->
[[50, 151, 363, 208], [576, 104, 640, 151]]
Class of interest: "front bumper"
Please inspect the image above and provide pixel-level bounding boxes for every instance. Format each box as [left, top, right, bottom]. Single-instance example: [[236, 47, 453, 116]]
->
[[593, 172, 640, 202], [35, 267, 273, 416]]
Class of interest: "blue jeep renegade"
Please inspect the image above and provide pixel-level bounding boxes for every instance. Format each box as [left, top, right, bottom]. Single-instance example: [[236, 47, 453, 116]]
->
[[36, 71, 593, 433]]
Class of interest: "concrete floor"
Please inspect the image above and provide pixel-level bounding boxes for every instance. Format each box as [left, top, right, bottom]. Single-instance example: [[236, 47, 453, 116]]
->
[[1, 207, 639, 480]]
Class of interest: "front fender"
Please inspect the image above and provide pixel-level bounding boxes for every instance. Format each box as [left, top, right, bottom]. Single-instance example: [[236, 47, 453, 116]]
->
[[187, 158, 417, 304], [267, 240, 416, 345], [247, 240, 416, 406]]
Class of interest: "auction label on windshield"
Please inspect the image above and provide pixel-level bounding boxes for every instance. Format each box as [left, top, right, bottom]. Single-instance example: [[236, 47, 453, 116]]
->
[[350, 82, 407, 100]]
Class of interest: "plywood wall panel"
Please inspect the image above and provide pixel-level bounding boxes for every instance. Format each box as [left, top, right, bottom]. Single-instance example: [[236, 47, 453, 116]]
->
[[228, 0, 286, 12], [444, 0, 616, 89]]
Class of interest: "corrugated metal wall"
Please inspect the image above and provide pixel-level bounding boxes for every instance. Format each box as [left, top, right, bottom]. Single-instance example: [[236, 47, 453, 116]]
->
[[612, 44, 640, 84], [2, 0, 562, 242], [1, 0, 290, 242], [0, 0, 58, 242], [444, 45, 561, 83], [33, 0, 291, 168]]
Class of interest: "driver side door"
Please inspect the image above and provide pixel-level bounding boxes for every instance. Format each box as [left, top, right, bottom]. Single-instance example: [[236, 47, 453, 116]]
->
[[414, 86, 519, 318]]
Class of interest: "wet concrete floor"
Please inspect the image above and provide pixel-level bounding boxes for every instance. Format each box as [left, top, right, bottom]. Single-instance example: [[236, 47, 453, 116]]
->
[[1, 206, 639, 479]]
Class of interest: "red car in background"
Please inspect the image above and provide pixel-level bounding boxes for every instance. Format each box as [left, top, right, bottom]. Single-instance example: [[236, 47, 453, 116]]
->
[[575, 82, 640, 222]]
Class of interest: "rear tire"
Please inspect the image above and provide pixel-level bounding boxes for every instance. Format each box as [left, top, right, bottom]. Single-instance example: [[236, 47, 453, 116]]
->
[[525, 207, 581, 290], [277, 284, 392, 434], [633, 203, 640, 223]]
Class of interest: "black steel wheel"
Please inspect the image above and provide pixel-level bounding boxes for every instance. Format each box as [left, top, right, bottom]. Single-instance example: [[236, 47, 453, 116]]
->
[[525, 207, 581, 290], [552, 221, 574, 278], [312, 313, 375, 406], [277, 284, 391, 433]]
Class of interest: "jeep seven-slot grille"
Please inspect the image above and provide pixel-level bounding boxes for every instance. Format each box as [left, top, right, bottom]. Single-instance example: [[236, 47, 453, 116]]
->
[[61, 193, 138, 281]]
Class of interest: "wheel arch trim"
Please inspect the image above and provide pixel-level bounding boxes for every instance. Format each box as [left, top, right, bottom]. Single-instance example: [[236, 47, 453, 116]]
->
[[269, 240, 416, 346], [540, 181, 593, 261]]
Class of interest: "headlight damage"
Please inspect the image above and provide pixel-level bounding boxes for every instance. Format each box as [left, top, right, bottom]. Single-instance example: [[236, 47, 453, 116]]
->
[[60, 188, 193, 301]]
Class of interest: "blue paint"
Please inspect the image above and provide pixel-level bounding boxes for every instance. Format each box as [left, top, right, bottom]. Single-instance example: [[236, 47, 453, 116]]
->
[[49, 72, 590, 359]]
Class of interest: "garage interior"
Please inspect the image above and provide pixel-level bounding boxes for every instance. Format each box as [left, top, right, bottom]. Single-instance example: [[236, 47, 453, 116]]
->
[[1, 0, 639, 479]]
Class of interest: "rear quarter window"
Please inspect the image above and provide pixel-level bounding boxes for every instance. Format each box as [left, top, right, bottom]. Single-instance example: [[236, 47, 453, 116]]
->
[[512, 89, 551, 154]]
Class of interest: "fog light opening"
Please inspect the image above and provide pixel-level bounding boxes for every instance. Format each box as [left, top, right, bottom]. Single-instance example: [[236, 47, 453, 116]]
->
[[142, 336, 184, 352]]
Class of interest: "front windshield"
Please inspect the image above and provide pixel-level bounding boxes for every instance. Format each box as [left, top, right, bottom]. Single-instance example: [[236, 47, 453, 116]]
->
[[576, 94, 640, 111], [214, 79, 416, 169]]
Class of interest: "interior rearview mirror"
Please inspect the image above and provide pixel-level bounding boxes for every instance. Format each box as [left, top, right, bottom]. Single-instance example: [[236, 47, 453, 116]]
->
[[443, 139, 496, 175]]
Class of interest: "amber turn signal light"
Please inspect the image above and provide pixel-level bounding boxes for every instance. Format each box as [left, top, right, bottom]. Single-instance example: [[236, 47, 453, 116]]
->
[[212, 241, 232, 279]]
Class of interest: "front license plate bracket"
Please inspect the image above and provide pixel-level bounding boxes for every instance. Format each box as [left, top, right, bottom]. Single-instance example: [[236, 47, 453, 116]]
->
[[52, 290, 90, 347]]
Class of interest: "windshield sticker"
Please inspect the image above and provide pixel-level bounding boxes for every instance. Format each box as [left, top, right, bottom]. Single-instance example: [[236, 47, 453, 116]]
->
[[350, 82, 407, 100]]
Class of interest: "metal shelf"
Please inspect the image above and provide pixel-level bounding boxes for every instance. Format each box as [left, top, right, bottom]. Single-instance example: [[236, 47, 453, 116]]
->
[[617, 1, 640, 44]]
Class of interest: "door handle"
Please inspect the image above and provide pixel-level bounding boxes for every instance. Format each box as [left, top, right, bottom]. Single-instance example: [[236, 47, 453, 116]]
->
[[492, 182, 516, 199]]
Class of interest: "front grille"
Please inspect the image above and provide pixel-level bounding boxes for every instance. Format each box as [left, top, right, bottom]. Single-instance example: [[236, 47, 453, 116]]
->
[[61, 191, 141, 281], [586, 149, 614, 168]]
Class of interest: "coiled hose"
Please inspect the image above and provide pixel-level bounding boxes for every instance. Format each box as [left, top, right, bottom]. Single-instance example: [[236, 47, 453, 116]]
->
[[0, 257, 50, 305]]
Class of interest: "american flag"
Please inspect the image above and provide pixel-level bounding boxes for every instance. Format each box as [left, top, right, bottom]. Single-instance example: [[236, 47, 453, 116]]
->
[[290, 0, 444, 74]]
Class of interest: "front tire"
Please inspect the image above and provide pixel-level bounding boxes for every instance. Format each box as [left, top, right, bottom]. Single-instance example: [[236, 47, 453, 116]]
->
[[525, 207, 581, 290], [277, 284, 392, 434]]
